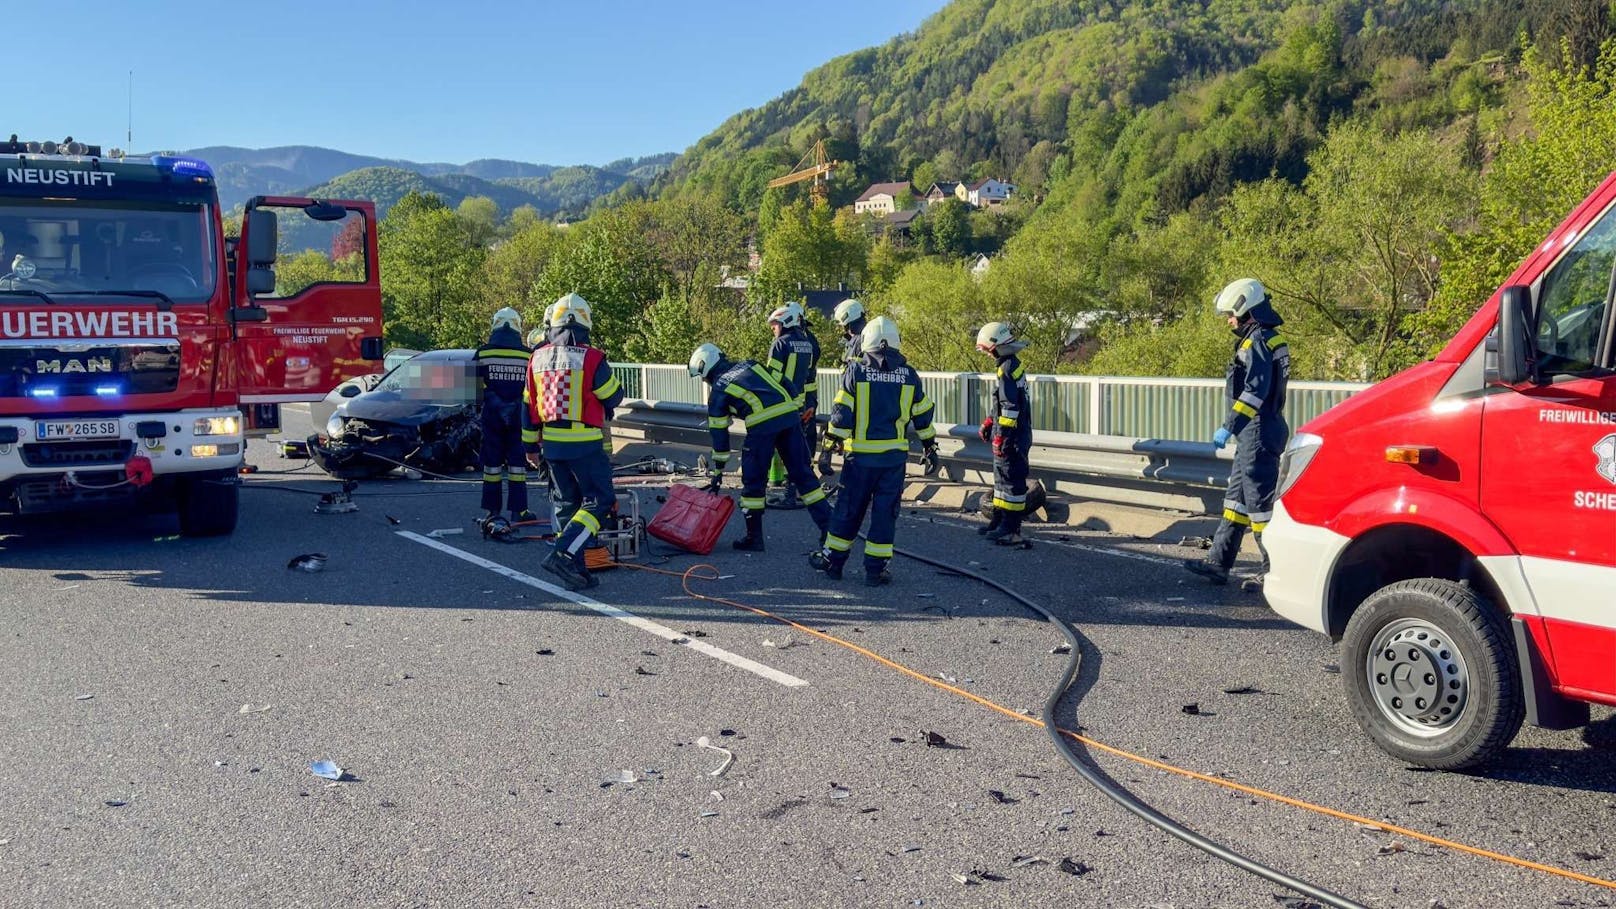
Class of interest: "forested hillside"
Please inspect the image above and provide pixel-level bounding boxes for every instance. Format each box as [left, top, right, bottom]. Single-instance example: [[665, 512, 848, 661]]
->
[[335, 0, 1616, 385]]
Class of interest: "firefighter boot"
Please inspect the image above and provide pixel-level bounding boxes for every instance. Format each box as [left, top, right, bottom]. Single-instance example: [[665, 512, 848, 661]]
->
[[808, 549, 844, 580], [978, 506, 1002, 537], [865, 560, 892, 587], [542, 549, 593, 591], [987, 511, 1024, 546], [1186, 519, 1243, 585], [733, 510, 767, 552], [1240, 533, 1270, 593]]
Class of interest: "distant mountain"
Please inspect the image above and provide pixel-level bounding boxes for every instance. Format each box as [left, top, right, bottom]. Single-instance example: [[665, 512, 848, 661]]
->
[[182, 144, 672, 218]]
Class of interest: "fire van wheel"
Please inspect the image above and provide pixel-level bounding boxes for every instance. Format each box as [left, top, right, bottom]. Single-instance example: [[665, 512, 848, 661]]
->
[[1341, 579, 1523, 770], [177, 477, 239, 537]]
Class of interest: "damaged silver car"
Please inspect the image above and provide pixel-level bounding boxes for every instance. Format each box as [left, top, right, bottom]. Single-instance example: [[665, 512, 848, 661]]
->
[[308, 349, 484, 478]]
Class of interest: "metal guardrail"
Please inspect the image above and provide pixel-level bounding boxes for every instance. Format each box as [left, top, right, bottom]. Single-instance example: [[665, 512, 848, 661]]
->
[[607, 364, 1369, 513], [619, 364, 1364, 441]]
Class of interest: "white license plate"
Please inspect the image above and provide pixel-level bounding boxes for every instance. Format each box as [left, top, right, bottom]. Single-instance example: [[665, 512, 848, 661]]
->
[[35, 419, 121, 441]]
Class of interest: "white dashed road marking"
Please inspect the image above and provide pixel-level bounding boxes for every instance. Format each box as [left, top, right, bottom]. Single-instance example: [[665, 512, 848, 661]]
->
[[399, 531, 809, 688]]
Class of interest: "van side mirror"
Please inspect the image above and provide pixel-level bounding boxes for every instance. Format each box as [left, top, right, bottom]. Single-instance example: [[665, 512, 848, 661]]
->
[[245, 209, 278, 266], [1496, 285, 1537, 386]]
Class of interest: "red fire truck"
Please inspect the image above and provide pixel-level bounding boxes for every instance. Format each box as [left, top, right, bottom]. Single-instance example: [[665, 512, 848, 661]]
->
[[0, 136, 382, 535], [1264, 171, 1616, 768]]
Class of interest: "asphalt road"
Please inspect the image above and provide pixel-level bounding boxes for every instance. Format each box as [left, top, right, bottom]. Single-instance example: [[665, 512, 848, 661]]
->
[[3, 418, 1615, 909]]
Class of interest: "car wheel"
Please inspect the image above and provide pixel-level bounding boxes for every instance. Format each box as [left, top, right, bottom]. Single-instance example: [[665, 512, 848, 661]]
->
[[1341, 578, 1523, 770]]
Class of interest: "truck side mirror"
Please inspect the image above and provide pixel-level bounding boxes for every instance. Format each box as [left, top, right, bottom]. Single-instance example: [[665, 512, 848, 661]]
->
[[1496, 284, 1536, 386], [245, 209, 278, 266]]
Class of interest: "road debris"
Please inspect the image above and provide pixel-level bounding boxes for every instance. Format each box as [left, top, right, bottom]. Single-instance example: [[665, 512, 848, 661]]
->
[[1057, 857, 1091, 876], [710, 790, 724, 801], [74, 694, 93, 701], [1050, 644, 1072, 655], [683, 629, 709, 638], [425, 528, 463, 538], [634, 666, 656, 676], [1376, 841, 1406, 856], [238, 704, 272, 714], [923, 730, 956, 748], [603, 769, 638, 785], [987, 790, 1017, 804], [829, 785, 852, 800], [695, 736, 734, 776], [1574, 850, 1605, 861], [287, 553, 328, 572], [1223, 685, 1264, 695], [385, 515, 401, 525], [949, 872, 978, 885], [309, 760, 345, 781], [536, 649, 555, 656], [103, 800, 127, 808], [1180, 703, 1207, 716], [1010, 855, 1047, 868]]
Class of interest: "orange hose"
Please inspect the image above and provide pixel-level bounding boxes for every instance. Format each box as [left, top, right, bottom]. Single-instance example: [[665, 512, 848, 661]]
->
[[614, 560, 1616, 892]]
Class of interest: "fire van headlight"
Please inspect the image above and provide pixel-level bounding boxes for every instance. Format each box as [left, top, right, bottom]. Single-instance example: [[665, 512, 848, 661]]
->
[[1277, 432, 1324, 499], [194, 415, 241, 437]]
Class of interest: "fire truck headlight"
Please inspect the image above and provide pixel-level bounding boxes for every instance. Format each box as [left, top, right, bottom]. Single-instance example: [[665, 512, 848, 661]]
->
[[193, 416, 241, 437], [1277, 433, 1324, 500]]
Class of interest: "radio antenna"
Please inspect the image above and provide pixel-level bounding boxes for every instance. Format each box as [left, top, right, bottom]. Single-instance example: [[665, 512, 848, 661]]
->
[[127, 70, 133, 150]]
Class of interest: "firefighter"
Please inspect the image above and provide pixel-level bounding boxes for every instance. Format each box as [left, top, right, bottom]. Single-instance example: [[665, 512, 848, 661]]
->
[[526, 293, 624, 591], [1185, 278, 1290, 592], [975, 321, 1031, 546], [764, 301, 820, 507], [832, 298, 867, 367], [688, 342, 830, 551], [475, 307, 533, 522], [809, 317, 937, 586]]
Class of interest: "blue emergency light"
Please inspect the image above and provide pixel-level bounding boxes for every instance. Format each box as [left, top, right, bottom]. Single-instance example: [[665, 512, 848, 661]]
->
[[151, 156, 214, 179], [28, 386, 58, 399], [94, 384, 121, 397]]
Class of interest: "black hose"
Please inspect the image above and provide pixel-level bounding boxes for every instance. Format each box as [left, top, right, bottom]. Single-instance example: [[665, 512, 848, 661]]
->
[[892, 543, 1368, 909]]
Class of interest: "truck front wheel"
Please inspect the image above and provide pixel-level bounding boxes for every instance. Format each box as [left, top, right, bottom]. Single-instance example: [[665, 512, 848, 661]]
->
[[177, 476, 239, 537], [1341, 579, 1523, 770]]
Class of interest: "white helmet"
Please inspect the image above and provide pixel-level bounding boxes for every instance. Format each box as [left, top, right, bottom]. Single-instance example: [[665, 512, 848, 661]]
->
[[1213, 278, 1266, 318], [688, 342, 725, 379], [542, 301, 558, 328], [832, 298, 865, 328], [550, 292, 592, 329], [976, 321, 1015, 354], [526, 327, 547, 348], [768, 301, 805, 329], [860, 316, 900, 354], [491, 307, 522, 334]]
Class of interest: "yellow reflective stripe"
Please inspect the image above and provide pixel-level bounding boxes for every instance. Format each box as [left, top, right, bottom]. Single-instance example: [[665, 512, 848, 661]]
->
[[545, 424, 604, 442], [482, 472, 503, 482], [785, 352, 799, 386], [992, 498, 1026, 512], [745, 400, 798, 426], [915, 424, 936, 440], [766, 355, 785, 376], [750, 364, 793, 401], [850, 439, 909, 453], [910, 395, 934, 416], [801, 486, 827, 505], [855, 381, 870, 445], [895, 383, 913, 444], [741, 496, 766, 510], [509, 469, 526, 479], [1252, 521, 1269, 533], [727, 382, 764, 415], [1232, 401, 1258, 418], [997, 416, 1018, 427], [521, 429, 540, 443], [478, 348, 531, 359], [568, 367, 584, 420], [825, 534, 854, 552], [711, 450, 730, 463], [1267, 335, 1287, 350], [864, 541, 893, 558], [594, 375, 621, 398], [708, 416, 731, 429], [570, 510, 601, 534], [834, 389, 855, 407], [1223, 509, 1251, 526], [826, 425, 851, 439], [1241, 338, 1254, 350]]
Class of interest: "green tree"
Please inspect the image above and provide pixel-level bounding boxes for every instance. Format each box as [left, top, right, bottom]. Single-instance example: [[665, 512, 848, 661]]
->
[[379, 192, 489, 349], [456, 196, 501, 246], [480, 222, 562, 318], [882, 259, 984, 371], [754, 200, 869, 301], [648, 196, 749, 306], [504, 204, 543, 236], [928, 198, 972, 258], [532, 204, 669, 354]]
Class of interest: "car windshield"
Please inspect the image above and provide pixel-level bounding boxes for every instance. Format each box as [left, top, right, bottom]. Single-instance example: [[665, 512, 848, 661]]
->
[[0, 197, 217, 304], [375, 355, 479, 404]]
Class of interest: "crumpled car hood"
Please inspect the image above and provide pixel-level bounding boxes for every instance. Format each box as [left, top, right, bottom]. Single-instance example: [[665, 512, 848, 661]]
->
[[340, 391, 473, 427]]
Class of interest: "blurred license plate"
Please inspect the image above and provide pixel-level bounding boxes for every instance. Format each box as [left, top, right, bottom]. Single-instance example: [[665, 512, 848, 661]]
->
[[36, 419, 120, 441]]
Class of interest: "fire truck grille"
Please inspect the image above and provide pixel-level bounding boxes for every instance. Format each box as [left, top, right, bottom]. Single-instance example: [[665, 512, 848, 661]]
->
[[21, 440, 135, 468]]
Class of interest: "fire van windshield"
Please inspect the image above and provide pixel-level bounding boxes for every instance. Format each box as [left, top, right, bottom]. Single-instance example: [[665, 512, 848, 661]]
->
[[0, 197, 217, 304]]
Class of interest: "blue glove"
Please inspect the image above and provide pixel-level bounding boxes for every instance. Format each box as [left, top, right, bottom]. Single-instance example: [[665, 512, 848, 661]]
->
[[1212, 427, 1233, 450]]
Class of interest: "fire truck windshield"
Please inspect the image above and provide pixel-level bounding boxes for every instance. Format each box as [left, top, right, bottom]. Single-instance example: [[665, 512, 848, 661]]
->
[[0, 197, 217, 304]]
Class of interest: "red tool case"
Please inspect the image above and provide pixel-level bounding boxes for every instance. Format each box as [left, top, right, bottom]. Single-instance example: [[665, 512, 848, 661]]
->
[[646, 484, 735, 555]]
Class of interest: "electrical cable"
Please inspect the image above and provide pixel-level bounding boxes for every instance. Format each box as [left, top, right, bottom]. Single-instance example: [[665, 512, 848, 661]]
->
[[613, 549, 1616, 900]]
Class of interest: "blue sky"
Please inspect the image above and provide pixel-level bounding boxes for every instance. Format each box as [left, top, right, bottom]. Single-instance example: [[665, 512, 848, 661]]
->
[[11, 1, 947, 166]]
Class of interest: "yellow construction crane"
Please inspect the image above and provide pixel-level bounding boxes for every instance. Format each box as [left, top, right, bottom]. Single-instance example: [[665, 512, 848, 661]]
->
[[766, 139, 839, 206]]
